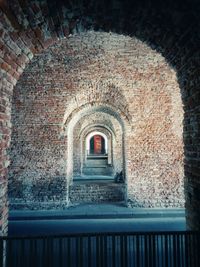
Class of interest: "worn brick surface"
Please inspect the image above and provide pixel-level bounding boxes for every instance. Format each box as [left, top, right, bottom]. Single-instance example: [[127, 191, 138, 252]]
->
[[69, 182, 125, 204], [0, 0, 200, 232], [8, 32, 184, 210]]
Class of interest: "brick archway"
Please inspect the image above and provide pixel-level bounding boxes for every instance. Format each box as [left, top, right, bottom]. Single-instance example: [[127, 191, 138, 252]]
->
[[63, 103, 127, 203], [0, 0, 200, 233], [81, 126, 114, 170]]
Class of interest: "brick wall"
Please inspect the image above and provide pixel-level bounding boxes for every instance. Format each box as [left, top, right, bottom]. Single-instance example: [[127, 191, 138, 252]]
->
[[0, 0, 200, 231], [69, 182, 125, 204], [9, 32, 184, 209]]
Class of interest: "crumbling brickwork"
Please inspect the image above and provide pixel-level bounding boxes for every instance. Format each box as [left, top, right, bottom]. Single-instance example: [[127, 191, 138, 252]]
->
[[8, 32, 184, 209]]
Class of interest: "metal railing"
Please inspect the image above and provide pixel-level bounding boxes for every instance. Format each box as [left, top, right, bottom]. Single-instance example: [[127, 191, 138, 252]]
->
[[0, 231, 200, 267]]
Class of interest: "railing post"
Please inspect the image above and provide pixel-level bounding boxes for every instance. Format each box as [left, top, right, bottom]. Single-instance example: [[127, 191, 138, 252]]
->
[[165, 234, 169, 267], [99, 235, 104, 267], [173, 233, 177, 267], [96, 235, 103, 267], [177, 233, 180, 267], [59, 238, 63, 267], [67, 237, 71, 267], [197, 233, 200, 267], [87, 236, 91, 267], [0, 239, 3, 267], [6, 239, 12, 267], [120, 234, 124, 267], [104, 235, 107, 267], [112, 235, 116, 267], [79, 237, 83, 267], [136, 234, 140, 267]]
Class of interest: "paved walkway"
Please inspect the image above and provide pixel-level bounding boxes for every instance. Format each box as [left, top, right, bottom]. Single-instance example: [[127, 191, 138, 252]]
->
[[9, 203, 185, 220], [8, 203, 186, 236]]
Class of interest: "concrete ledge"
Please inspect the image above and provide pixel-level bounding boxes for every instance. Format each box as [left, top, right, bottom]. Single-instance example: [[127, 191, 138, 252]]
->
[[9, 203, 185, 221]]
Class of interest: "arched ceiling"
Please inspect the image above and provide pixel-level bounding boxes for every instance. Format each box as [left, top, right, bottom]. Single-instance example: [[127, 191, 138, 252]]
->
[[0, 0, 199, 66], [1, 0, 200, 231], [64, 104, 127, 135], [75, 112, 121, 139]]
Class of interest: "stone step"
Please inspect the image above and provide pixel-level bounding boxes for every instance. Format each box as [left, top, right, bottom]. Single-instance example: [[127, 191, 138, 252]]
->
[[87, 155, 108, 159], [83, 166, 113, 175], [85, 159, 108, 167], [69, 182, 125, 204], [74, 175, 114, 181]]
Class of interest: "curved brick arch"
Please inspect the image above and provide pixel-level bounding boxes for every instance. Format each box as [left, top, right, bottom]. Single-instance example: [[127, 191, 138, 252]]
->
[[78, 115, 123, 171], [66, 104, 126, 185], [1, 0, 200, 233], [78, 121, 122, 174], [63, 102, 131, 133], [10, 31, 184, 216], [79, 123, 116, 139], [74, 124, 113, 176]]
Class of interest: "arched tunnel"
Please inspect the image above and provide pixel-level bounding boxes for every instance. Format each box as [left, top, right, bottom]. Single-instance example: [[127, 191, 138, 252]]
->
[[0, 0, 200, 237]]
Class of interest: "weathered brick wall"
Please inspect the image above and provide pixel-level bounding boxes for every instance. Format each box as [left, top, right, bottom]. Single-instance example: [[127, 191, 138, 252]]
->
[[0, 4, 34, 234], [0, 0, 200, 231], [69, 182, 125, 204], [9, 32, 184, 209], [126, 79, 184, 207]]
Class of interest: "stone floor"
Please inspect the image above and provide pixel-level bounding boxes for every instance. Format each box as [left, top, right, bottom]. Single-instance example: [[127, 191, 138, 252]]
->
[[8, 203, 186, 236], [73, 175, 114, 181], [9, 202, 185, 220]]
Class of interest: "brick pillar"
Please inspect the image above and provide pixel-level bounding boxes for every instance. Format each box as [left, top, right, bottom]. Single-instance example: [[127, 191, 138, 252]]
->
[[0, 74, 13, 235]]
